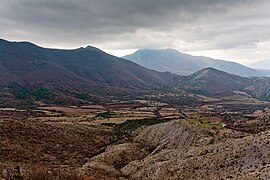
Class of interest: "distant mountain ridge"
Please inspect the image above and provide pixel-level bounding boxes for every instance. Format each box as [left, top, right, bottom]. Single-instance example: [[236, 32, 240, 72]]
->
[[250, 59, 270, 70], [123, 49, 270, 77]]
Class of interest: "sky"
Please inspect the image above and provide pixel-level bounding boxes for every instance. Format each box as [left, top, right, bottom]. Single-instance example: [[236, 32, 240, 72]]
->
[[0, 0, 270, 65]]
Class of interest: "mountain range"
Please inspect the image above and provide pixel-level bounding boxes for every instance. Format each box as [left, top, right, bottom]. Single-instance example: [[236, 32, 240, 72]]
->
[[1, 39, 270, 105], [0, 39, 177, 104], [123, 49, 270, 77]]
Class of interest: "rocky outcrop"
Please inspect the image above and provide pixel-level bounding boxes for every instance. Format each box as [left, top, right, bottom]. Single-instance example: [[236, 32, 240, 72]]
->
[[80, 120, 270, 179], [122, 130, 270, 180], [134, 120, 212, 151], [80, 143, 149, 179]]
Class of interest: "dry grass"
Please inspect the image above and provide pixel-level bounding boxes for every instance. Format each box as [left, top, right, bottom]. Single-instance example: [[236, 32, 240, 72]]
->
[[0, 164, 85, 180], [26, 168, 85, 180], [38, 107, 100, 116], [0, 164, 13, 179], [0, 119, 113, 168], [159, 108, 179, 117], [80, 105, 104, 109]]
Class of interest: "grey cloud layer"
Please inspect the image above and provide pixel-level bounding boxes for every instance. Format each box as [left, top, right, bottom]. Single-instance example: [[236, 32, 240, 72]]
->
[[0, 0, 270, 60]]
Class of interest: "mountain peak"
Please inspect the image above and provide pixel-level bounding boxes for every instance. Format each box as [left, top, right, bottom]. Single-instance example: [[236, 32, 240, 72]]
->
[[124, 49, 264, 77], [196, 67, 226, 74], [86, 45, 101, 50], [76, 45, 102, 52], [191, 67, 238, 79]]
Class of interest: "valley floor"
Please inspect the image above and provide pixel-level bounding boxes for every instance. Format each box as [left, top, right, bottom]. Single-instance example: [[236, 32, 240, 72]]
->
[[1, 98, 270, 179]]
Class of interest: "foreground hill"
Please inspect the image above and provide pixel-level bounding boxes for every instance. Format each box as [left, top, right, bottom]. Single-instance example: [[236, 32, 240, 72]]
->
[[80, 120, 270, 179], [0, 39, 176, 104], [123, 49, 268, 77]]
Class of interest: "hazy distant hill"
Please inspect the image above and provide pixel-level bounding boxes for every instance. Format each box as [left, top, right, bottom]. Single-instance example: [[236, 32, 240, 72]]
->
[[178, 67, 270, 101], [178, 68, 248, 95], [250, 59, 270, 70], [123, 49, 266, 77]]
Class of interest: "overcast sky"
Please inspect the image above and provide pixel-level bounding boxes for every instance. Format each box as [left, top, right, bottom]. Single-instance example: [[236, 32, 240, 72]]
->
[[1, 0, 270, 64]]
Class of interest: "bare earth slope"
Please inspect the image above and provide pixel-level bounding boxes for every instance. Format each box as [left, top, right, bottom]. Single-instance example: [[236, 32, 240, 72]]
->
[[79, 120, 270, 179]]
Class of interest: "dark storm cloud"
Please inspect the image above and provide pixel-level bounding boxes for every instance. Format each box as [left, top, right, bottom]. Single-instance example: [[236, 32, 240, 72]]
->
[[0, 0, 270, 63]]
